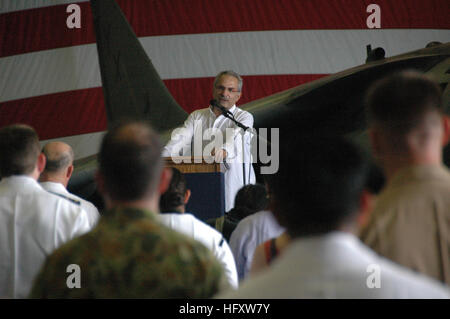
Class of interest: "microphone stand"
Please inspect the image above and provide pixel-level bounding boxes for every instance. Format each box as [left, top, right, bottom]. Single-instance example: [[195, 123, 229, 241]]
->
[[210, 100, 257, 186], [210, 99, 250, 130]]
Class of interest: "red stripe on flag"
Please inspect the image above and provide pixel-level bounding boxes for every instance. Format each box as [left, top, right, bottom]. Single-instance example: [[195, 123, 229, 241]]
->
[[0, 87, 107, 140], [169, 74, 327, 113], [0, 74, 327, 139], [1, 0, 449, 57]]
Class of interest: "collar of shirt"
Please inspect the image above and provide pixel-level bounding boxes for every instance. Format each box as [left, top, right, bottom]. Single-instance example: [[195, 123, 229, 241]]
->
[[40, 181, 69, 194], [101, 206, 157, 223], [281, 231, 362, 262], [158, 212, 195, 221], [209, 104, 236, 118], [0, 175, 41, 191], [160, 211, 184, 215], [386, 164, 450, 190]]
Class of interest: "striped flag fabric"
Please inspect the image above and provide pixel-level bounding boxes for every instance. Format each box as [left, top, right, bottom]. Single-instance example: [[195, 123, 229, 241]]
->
[[1, 0, 449, 159]]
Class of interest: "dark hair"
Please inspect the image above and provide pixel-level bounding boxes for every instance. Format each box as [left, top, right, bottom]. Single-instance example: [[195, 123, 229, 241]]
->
[[98, 121, 163, 201], [365, 70, 443, 135], [366, 163, 385, 195], [159, 167, 187, 213], [232, 184, 268, 219], [269, 135, 370, 237], [0, 124, 41, 177]]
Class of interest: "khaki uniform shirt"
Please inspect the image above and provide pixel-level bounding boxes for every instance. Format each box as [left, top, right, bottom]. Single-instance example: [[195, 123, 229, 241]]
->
[[360, 165, 450, 285], [29, 207, 227, 298]]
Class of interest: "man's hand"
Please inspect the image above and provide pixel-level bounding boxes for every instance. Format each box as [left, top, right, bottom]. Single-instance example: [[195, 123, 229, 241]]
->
[[211, 148, 227, 162]]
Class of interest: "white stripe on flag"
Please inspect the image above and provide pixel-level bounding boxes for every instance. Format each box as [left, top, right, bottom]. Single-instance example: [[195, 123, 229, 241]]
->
[[40, 130, 106, 160], [0, 0, 88, 14], [2, 29, 449, 103]]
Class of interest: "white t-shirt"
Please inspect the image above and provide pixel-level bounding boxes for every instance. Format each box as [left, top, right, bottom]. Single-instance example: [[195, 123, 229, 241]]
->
[[229, 210, 285, 282]]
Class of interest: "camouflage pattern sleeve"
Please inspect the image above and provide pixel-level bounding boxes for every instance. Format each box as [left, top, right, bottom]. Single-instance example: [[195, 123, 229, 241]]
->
[[29, 207, 227, 298]]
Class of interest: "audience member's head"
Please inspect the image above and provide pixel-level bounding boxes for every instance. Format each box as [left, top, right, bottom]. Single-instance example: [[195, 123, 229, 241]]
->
[[213, 70, 243, 92], [96, 121, 168, 211], [40, 141, 75, 187], [365, 70, 447, 178], [231, 184, 268, 219], [269, 135, 370, 238], [212, 70, 242, 109], [159, 167, 191, 213], [0, 124, 44, 180]]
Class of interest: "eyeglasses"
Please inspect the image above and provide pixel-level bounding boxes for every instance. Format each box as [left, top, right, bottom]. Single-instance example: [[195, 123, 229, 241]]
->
[[215, 85, 240, 93]]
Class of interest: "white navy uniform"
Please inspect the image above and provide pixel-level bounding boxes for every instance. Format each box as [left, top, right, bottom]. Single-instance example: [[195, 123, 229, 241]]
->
[[162, 105, 256, 212], [159, 212, 239, 289], [0, 176, 92, 298], [218, 232, 450, 299], [40, 181, 100, 228]]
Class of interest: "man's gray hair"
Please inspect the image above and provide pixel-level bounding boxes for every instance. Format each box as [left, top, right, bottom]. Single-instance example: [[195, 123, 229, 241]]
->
[[213, 70, 243, 92], [42, 145, 74, 172]]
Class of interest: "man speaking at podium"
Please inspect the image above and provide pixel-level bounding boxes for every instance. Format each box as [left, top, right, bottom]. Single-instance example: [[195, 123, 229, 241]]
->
[[162, 70, 255, 212]]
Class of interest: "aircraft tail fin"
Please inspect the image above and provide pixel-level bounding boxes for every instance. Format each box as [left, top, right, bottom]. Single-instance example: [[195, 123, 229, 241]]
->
[[90, 0, 187, 131]]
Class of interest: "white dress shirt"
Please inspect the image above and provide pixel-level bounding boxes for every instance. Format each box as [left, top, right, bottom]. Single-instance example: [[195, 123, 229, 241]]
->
[[217, 232, 450, 298], [228, 210, 285, 282], [162, 105, 256, 212], [158, 212, 239, 289], [40, 181, 100, 228], [0, 176, 92, 298]]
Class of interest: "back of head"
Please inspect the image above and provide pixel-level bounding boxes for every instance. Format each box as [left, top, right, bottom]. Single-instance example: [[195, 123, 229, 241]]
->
[[98, 121, 163, 201], [0, 124, 40, 178], [232, 184, 268, 219], [159, 167, 187, 213], [366, 70, 443, 140], [269, 135, 369, 237], [42, 142, 74, 174]]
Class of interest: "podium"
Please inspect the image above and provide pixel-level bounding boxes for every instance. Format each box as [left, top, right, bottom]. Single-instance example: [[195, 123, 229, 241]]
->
[[163, 157, 226, 221]]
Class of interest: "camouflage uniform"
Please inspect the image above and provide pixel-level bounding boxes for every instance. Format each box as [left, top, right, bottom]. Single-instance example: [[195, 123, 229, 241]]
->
[[29, 207, 227, 298]]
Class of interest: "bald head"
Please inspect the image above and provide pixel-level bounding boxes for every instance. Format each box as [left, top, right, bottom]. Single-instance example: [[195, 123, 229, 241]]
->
[[40, 142, 75, 186], [98, 121, 163, 202], [42, 142, 74, 172]]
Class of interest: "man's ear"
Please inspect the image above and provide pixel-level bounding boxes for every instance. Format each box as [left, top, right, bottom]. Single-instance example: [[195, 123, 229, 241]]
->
[[235, 92, 242, 104], [158, 167, 172, 195], [66, 164, 74, 179], [184, 189, 191, 205], [441, 115, 450, 146], [36, 153, 46, 174], [356, 190, 373, 229]]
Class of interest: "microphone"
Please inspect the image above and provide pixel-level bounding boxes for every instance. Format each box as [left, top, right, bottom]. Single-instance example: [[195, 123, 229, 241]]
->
[[210, 99, 249, 130], [210, 99, 233, 117]]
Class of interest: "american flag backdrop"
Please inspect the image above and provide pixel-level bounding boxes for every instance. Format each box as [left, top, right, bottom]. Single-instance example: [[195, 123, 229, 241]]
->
[[0, 0, 449, 159]]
